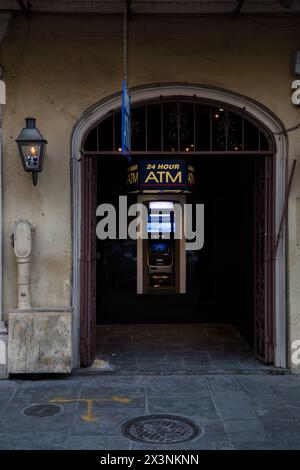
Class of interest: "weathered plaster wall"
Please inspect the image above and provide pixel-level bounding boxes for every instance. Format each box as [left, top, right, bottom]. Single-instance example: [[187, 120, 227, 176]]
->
[[0, 13, 300, 368]]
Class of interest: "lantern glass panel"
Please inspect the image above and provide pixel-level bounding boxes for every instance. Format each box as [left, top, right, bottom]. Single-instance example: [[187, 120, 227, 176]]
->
[[20, 143, 42, 171]]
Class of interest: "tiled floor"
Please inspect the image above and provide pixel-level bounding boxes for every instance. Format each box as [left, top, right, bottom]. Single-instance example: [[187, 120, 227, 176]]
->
[[94, 324, 276, 373]]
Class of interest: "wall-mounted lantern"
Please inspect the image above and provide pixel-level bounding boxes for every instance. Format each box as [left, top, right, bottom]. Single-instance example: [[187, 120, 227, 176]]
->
[[15, 117, 47, 186]]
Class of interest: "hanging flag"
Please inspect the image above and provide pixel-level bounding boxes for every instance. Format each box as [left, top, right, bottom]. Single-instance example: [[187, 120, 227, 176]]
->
[[121, 80, 131, 157]]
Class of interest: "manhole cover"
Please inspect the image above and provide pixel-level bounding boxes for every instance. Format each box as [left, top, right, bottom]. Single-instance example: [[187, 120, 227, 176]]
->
[[121, 414, 201, 444], [23, 404, 62, 417]]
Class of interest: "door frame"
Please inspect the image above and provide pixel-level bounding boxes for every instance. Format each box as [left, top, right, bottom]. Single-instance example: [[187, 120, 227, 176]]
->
[[71, 83, 288, 369]]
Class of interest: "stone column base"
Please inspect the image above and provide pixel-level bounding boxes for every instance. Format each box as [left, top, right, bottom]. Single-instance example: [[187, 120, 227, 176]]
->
[[8, 308, 72, 374]]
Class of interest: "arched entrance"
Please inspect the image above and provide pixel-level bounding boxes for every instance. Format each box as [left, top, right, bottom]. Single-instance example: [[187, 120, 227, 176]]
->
[[71, 83, 287, 370]]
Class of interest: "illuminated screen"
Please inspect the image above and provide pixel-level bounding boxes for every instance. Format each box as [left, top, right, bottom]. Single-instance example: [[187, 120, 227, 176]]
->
[[151, 241, 170, 252], [149, 201, 174, 210], [147, 210, 175, 233], [147, 222, 175, 233]]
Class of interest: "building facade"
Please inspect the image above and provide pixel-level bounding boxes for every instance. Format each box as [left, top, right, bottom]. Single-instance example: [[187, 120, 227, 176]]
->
[[0, 1, 300, 377]]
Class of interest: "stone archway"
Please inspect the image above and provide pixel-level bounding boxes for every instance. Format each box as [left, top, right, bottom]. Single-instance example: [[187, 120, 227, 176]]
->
[[71, 83, 287, 369]]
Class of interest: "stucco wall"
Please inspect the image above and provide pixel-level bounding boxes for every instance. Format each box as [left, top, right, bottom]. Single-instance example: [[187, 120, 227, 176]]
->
[[0, 13, 300, 368]]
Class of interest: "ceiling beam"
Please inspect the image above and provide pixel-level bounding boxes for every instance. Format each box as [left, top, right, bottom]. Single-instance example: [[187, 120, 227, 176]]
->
[[0, 1, 299, 16]]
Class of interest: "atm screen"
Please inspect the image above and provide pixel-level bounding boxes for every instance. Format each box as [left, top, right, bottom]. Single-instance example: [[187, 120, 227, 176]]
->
[[147, 214, 175, 233], [147, 202, 175, 233], [150, 241, 170, 252], [147, 221, 175, 233]]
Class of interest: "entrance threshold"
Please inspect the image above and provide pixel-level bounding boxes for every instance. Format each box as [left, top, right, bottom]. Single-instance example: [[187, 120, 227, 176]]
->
[[75, 325, 289, 376]]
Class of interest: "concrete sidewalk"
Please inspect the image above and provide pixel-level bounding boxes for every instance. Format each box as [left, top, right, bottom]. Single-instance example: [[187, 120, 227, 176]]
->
[[0, 373, 300, 450]]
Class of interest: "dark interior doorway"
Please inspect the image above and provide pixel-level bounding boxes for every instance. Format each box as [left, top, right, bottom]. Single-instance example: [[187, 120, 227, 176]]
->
[[96, 155, 255, 347], [80, 98, 275, 367]]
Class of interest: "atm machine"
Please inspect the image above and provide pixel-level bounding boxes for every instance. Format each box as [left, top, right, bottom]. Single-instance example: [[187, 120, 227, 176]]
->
[[137, 195, 186, 295], [127, 159, 195, 295]]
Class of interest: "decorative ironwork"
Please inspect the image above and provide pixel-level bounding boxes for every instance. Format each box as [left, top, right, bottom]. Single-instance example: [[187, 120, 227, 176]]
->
[[168, 103, 190, 142], [131, 117, 141, 135], [216, 111, 237, 149], [83, 99, 272, 154]]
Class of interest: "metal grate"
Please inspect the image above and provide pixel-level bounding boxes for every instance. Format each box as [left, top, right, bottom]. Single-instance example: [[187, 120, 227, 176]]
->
[[121, 414, 201, 444], [23, 404, 62, 417]]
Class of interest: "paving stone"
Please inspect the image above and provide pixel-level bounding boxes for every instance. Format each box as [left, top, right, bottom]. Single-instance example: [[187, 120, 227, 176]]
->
[[237, 376, 295, 420], [210, 356, 254, 370], [207, 376, 241, 392], [285, 405, 300, 422], [182, 355, 213, 370], [195, 420, 228, 444], [212, 441, 234, 450], [163, 343, 190, 352], [212, 390, 258, 420], [132, 335, 164, 343], [232, 441, 279, 450], [182, 365, 213, 372], [254, 405, 295, 421], [99, 336, 135, 344], [137, 351, 168, 360], [109, 360, 139, 370], [130, 439, 231, 450], [0, 436, 15, 450], [136, 343, 169, 351], [78, 389, 145, 410], [268, 376, 300, 405], [238, 375, 279, 396], [261, 418, 300, 442], [136, 360, 184, 371], [183, 343, 225, 352], [11, 383, 81, 404], [80, 376, 146, 389], [236, 358, 272, 370], [0, 381, 18, 399], [80, 383, 146, 394], [147, 396, 219, 420], [99, 345, 137, 354], [65, 436, 131, 450], [223, 419, 269, 443], [0, 382, 18, 417], [69, 408, 143, 437], [146, 376, 210, 397], [0, 433, 66, 450], [268, 439, 300, 450], [237, 440, 300, 450]]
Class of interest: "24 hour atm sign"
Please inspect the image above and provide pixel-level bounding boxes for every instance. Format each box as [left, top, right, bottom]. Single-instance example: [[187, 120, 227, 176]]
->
[[127, 160, 195, 191]]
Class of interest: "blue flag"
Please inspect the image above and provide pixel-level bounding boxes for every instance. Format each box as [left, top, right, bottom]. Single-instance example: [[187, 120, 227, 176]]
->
[[121, 80, 131, 157]]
